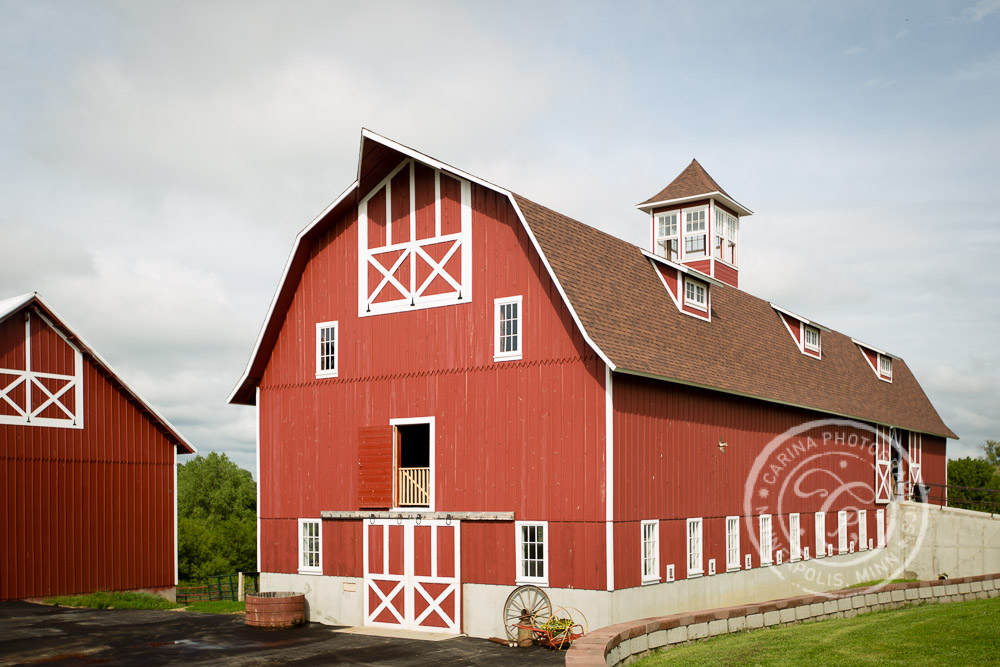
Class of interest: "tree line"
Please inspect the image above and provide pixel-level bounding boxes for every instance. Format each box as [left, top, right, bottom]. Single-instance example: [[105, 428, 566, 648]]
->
[[947, 440, 1000, 513]]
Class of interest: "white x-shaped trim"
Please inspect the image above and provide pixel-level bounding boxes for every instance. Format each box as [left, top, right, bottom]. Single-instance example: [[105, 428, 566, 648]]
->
[[367, 579, 406, 626], [413, 240, 462, 297], [29, 375, 75, 420], [0, 373, 27, 417], [367, 250, 412, 304], [413, 581, 456, 628]]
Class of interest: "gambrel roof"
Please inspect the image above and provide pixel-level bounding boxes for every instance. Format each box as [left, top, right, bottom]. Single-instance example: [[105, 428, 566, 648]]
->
[[230, 131, 955, 440], [1, 292, 196, 453]]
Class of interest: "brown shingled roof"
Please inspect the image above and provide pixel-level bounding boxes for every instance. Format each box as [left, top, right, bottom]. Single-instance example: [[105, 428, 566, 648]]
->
[[640, 158, 732, 206], [513, 194, 956, 439]]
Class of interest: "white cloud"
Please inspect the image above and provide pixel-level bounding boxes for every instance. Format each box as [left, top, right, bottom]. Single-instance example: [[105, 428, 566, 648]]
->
[[845, 46, 867, 55], [953, 50, 1000, 80], [963, 0, 1000, 22]]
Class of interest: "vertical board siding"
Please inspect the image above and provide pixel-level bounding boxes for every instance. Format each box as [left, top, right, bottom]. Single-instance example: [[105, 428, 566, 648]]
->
[[0, 311, 177, 600], [613, 373, 886, 588], [258, 176, 606, 589]]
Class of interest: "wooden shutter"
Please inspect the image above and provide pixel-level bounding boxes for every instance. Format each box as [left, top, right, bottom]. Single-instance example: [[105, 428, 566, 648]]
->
[[358, 426, 394, 509]]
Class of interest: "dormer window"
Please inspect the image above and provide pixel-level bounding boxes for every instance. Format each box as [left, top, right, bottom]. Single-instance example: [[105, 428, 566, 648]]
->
[[684, 209, 707, 258], [655, 213, 679, 260], [880, 355, 892, 380], [803, 325, 820, 352], [684, 278, 707, 311]]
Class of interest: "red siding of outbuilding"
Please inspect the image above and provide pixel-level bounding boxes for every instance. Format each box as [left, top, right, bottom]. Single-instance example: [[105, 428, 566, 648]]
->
[[921, 434, 947, 490], [257, 177, 607, 589], [0, 310, 178, 600]]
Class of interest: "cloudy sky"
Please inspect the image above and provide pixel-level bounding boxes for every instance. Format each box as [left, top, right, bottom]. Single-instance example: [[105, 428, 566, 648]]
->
[[2, 1, 998, 473]]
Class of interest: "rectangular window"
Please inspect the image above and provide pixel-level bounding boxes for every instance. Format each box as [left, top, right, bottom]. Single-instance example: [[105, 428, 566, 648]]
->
[[815, 511, 826, 558], [641, 520, 659, 583], [315, 321, 338, 378], [790, 513, 801, 561], [494, 296, 523, 362], [684, 209, 706, 257], [727, 216, 738, 264], [684, 278, 707, 311], [298, 519, 322, 574], [726, 516, 741, 571], [803, 325, 820, 352], [656, 213, 679, 260], [714, 209, 737, 264], [516, 522, 547, 585], [858, 510, 867, 551], [687, 518, 703, 577], [876, 509, 886, 548], [838, 510, 848, 554], [759, 515, 773, 565], [879, 354, 892, 379]]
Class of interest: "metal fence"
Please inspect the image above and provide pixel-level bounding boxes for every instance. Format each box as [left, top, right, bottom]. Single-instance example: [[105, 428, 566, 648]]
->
[[917, 483, 1000, 516], [176, 572, 260, 603]]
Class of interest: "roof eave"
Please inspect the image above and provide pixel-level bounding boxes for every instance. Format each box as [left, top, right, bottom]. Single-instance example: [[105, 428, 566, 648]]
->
[[636, 192, 754, 217]]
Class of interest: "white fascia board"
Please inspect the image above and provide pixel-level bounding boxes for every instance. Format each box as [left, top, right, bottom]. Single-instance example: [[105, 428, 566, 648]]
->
[[770, 303, 832, 333], [227, 180, 359, 405], [850, 337, 896, 359], [636, 192, 753, 217], [25, 294, 197, 454], [641, 249, 726, 288], [0, 292, 35, 321]]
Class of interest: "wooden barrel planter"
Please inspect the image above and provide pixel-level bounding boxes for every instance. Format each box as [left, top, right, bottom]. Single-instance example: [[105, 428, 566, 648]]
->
[[245, 591, 306, 629]]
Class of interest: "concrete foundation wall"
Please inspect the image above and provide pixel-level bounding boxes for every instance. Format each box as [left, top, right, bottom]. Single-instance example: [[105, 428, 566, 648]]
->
[[261, 572, 363, 627], [890, 501, 1000, 580]]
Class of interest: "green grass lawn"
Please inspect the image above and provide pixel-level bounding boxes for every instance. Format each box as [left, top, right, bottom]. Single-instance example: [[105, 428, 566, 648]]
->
[[44, 591, 245, 614], [635, 597, 1000, 666]]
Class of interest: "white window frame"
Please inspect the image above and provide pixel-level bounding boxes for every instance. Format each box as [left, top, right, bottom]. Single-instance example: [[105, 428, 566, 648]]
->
[[876, 509, 886, 548], [838, 510, 848, 554], [683, 208, 707, 258], [641, 520, 659, 584], [686, 518, 703, 578], [879, 354, 892, 380], [315, 321, 339, 378], [515, 521, 548, 586], [655, 212, 680, 260], [815, 511, 826, 558], [789, 513, 801, 562], [858, 510, 867, 551], [494, 296, 523, 362], [759, 515, 773, 565], [298, 518, 322, 575], [714, 207, 738, 265], [803, 325, 820, 353], [684, 278, 708, 311], [725, 516, 741, 572]]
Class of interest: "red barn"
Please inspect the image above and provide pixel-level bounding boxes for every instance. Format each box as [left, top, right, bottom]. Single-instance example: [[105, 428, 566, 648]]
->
[[229, 131, 955, 637], [0, 293, 195, 601]]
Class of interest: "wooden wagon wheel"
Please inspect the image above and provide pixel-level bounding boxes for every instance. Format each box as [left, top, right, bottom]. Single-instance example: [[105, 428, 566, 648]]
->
[[503, 585, 552, 641]]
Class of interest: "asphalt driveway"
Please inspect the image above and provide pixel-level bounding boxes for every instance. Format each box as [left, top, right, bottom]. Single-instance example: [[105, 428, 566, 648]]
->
[[0, 601, 565, 666]]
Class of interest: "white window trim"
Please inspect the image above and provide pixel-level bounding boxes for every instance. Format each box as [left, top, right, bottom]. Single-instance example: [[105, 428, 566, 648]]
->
[[682, 207, 708, 260], [655, 212, 680, 261], [641, 520, 660, 584], [838, 510, 848, 554], [515, 521, 548, 586], [876, 509, 886, 548], [879, 354, 893, 381], [759, 514, 773, 565], [858, 510, 868, 551], [315, 321, 339, 378], [683, 277, 708, 312], [725, 516, 741, 572], [686, 518, 703, 578], [494, 295, 523, 362], [790, 513, 801, 562], [298, 518, 322, 575], [713, 205, 739, 267], [803, 325, 820, 353], [815, 511, 826, 558]]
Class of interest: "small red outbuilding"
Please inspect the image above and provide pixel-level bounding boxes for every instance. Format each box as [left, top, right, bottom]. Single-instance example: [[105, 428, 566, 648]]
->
[[0, 292, 195, 601]]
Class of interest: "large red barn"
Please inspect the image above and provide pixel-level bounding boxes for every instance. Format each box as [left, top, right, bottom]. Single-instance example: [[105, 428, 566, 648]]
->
[[0, 293, 195, 601], [229, 131, 955, 637]]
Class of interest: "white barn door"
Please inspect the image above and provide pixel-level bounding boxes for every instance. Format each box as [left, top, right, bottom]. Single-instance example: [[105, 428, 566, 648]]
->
[[874, 426, 892, 504], [363, 518, 461, 633]]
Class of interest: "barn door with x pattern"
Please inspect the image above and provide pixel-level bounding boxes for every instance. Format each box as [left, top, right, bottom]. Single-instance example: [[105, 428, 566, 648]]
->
[[363, 518, 461, 633], [358, 159, 471, 317], [908, 432, 922, 496], [874, 425, 892, 504]]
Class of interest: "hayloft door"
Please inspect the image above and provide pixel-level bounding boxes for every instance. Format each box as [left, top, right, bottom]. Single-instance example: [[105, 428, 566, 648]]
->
[[363, 518, 461, 633]]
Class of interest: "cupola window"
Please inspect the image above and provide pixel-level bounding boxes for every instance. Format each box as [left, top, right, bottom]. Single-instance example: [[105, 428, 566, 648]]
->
[[684, 209, 707, 258], [655, 213, 679, 260]]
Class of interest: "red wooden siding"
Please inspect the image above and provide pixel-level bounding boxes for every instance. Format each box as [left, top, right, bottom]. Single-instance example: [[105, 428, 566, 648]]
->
[[258, 177, 607, 588], [612, 373, 885, 588], [685, 258, 711, 274], [1, 313, 178, 600], [921, 435, 946, 489], [715, 261, 738, 288], [780, 313, 801, 343]]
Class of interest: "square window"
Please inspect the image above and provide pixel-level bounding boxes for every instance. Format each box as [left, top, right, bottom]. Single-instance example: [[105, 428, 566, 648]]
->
[[684, 278, 708, 311], [641, 520, 659, 583], [315, 322, 339, 378], [494, 296, 523, 362], [298, 519, 322, 574], [516, 522, 547, 585], [687, 518, 703, 577]]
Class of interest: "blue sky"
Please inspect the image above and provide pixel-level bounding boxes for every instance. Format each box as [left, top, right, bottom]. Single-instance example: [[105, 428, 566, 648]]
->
[[1, 1, 998, 473]]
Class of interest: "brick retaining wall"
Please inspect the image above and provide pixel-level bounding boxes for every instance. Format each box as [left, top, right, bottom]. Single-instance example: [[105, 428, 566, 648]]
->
[[565, 573, 1000, 667]]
